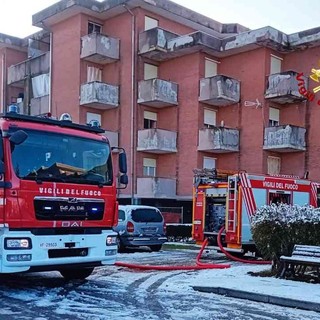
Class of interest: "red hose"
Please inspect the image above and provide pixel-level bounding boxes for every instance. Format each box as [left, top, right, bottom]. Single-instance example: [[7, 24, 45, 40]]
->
[[217, 227, 271, 265], [115, 238, 231, 270]]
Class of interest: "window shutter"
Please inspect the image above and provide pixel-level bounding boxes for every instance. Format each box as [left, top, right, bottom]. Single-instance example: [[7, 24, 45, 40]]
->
[[143, 158, 156, 167], [204, 109, 216, 126], [144, 63, 158, 80], [203, 157, 216, 169], [144, 111, 157, 121], [205, 58, 218, 78], [267, 156, 281, 175], [145, 16, 158, 31], [270, 56, 282, 74], [269, 107, 280, 122]]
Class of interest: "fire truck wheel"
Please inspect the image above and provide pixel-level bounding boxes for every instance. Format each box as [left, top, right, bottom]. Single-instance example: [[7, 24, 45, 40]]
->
[[149, 245, 162, 252], [59, 267, 94, 280]]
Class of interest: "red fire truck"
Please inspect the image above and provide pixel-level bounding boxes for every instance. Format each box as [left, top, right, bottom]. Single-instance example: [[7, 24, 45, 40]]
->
[[0, 110, 128, 279], [192, 169, 320, 254]]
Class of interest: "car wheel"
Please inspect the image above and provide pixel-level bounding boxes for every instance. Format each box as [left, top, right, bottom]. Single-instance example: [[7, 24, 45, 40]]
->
[[149, 245, 162, 252], [59, 267, 94, 280], [117, 236, 125, 253]]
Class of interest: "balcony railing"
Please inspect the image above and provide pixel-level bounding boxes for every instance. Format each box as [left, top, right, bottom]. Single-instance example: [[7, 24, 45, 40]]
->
[[139, 27, 178, 61], [198, 127, 240, 153], [30, 95, 49, 116], [137, 129, 177, 153], [265, 71, 306, 104], [80, 33, 120, 64], [139, 28, 220, 61], [263, 125, 306, 152], [137, 78, 178, 108], [136, 177, 176, 198], [7, 52, 50, 86], [80, 81, 119, 109], [199, 75, 240, 106]]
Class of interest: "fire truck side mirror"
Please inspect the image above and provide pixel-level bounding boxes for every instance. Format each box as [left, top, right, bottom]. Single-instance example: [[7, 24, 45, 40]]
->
[[9, 130, 28, 146], [118, 152, 127, 174], [119, 174, 128, 185]]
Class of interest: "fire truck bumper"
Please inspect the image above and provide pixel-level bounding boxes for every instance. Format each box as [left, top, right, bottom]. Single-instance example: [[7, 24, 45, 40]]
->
[[0, 230, 117, 273]]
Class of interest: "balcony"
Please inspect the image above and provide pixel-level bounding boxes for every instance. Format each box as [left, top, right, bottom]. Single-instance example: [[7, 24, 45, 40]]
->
[[198, 127, 240, 153], [137, 78, 178, 108], [136, 177, 176, 198], [139, 28, 221, 61], [199, 75, 240, 106], [30, 95, 49, 116], [7, 52, 50, 86], [80, 81, 119, 110], [265, 71, 306, 104], [137, 129, 177, 153], [263, 125, 306, 152], [80, 33, 120, 64], [139, 27, 178, 61]]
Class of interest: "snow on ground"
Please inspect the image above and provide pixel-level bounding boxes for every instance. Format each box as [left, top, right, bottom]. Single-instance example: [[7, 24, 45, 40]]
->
[[0, 248, 319, 320], [117, 248, 320, 304]]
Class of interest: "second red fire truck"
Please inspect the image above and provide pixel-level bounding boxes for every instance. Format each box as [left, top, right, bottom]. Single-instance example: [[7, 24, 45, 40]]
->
[[192, 169, 320, 254]]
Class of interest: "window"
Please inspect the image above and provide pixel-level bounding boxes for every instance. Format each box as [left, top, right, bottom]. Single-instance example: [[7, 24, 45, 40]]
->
[[145, 16, 158, 31], [144, 111, 157, 129], [203, 157, 216, 169], [88, 22, 102, 34], [86, 112, 101, 125], [269, 107, 279, 126], [87, 66, 102, 82], [205, 58, 218, 78], [118, 209, 126, 221], [267, 156, 281, 175], [143, 158, 156, 176], [144, 63, 158, 80], [204, 109, 216, 128], [269, 191, 291, 205], [270, 55, 282, 74], [132, 208, 163, 222], [10, 129, 112, 185]]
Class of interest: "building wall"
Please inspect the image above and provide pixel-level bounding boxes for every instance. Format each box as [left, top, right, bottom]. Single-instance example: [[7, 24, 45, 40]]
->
[[5, 1, 320, 209], [51, 15, 82, 121], [1, 47, 27, 111]]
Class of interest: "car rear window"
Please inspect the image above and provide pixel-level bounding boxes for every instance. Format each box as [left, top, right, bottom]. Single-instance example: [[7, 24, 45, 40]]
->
[[118, 209, 125, 221], [131, 208, 163, 223]]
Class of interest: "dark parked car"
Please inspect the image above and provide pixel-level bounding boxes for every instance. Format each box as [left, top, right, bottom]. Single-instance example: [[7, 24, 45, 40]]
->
[[114, 205, 167, 252]]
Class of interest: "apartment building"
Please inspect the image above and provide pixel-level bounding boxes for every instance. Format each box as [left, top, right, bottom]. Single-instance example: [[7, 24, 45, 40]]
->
[[1, 0, 320, 221]]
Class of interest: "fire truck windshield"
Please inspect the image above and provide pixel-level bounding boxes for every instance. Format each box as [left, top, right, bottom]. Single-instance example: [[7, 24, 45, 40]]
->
[[10, 129, 113, 186]]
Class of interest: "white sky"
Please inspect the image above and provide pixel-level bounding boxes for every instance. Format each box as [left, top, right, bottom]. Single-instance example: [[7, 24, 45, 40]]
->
[[0, 0, 319, 38]]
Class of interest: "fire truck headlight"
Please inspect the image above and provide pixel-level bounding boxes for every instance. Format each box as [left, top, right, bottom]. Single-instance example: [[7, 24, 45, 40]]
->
[[5, 238, 32, 249], [106, 236, 117, 246]]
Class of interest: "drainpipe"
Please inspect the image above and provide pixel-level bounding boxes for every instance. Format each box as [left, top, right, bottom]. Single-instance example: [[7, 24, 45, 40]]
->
[[49, 32, 53, 114], [1, 53, 5, 112], [123, 5, 136, 204]]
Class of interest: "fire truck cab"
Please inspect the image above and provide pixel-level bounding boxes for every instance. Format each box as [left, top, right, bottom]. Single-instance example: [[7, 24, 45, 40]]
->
[[192, 169, 320, 254], [0, 110, 128, 279]]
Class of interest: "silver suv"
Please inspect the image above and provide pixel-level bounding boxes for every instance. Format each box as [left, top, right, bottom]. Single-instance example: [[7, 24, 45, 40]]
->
[[114, 205, 167, 252]]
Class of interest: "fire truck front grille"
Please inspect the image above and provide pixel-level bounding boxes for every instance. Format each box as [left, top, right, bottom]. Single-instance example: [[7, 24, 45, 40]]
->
[[48, 248, 88, 258], [34, 197, 104, 221]]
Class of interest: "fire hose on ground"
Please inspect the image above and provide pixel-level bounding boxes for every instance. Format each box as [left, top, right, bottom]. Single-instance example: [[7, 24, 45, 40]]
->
[[115, 226, 271, 270], [115, 237, 231, 271], [217, 226, 271, 265]]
